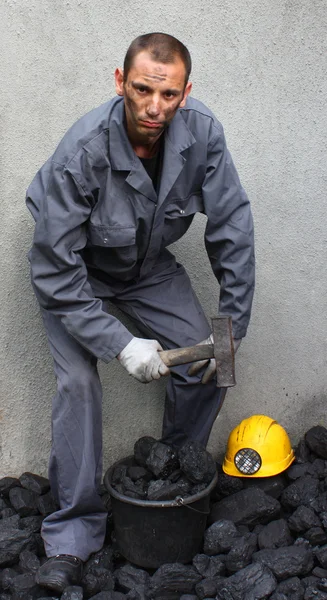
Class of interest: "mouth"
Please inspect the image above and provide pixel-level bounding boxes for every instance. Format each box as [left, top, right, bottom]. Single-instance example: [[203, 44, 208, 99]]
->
[[139, 120, 163, 129]]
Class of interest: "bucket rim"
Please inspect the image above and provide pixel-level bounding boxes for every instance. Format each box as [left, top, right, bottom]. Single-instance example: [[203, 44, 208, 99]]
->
[[103, 455, 218, 508]]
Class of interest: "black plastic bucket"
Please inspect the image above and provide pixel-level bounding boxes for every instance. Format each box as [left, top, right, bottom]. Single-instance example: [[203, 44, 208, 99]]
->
[[103, 456, 218, 569]]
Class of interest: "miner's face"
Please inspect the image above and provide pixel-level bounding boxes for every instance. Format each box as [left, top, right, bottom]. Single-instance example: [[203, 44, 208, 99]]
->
[[115, 50, 192, 145]]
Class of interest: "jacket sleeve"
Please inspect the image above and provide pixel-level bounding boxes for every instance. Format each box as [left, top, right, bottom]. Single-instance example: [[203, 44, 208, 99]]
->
[[26, 160, 133, 361], [202, 123, 255, 339]]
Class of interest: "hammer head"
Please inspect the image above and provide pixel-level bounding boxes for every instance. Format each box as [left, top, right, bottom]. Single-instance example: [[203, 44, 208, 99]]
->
[[211, 316, 236, 388]]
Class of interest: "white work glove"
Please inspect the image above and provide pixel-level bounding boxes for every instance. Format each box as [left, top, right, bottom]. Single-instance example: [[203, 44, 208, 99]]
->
[[188, 335, 242, 384], [117, 337, 170, 383]]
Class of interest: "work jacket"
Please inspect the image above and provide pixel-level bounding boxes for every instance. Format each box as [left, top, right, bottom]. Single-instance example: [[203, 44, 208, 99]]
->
[[26, 96, 255, 362]]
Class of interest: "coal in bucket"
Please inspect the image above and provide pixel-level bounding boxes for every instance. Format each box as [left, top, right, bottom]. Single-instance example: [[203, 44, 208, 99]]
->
[[104, 456, 218, 569]]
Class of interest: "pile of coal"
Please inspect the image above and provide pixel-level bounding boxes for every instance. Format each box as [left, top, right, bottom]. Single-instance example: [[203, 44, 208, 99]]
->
[[110, 437, 217, 501], [2, 425, 327, 598]]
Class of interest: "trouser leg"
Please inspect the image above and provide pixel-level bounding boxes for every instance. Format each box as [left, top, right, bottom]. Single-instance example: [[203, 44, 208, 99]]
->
[[112, 254, 226, 447], [40, 309, 107, 561], [162, 371, 227, 447]]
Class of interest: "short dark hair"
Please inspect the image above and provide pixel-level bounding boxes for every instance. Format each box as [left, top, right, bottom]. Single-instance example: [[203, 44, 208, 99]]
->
[[123, 33, 192, 84]]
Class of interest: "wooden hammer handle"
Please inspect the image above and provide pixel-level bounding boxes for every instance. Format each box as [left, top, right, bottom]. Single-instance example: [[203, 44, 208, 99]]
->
[[159, 344, 214, 367]]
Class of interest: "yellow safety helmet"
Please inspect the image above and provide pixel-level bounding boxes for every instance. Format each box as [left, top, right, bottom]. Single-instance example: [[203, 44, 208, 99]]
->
[[223, 415, 295, 477]]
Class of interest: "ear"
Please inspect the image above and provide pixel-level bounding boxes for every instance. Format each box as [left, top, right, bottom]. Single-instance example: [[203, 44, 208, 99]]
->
[[179, 81, 192, 108], [114, 68, 124, 96]]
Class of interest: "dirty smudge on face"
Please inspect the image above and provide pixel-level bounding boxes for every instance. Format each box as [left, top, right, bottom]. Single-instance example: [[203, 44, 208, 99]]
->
[[144, 74, 167, 82], [145, 64, 169, 82]]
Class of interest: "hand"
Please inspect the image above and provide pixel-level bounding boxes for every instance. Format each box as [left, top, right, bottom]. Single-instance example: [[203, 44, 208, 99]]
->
[[117, 337, 170, 383], [188, 335, 242, 384]]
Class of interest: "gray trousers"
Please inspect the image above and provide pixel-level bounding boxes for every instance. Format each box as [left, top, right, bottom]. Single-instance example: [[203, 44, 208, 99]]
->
[[40, 256, 226, 560]]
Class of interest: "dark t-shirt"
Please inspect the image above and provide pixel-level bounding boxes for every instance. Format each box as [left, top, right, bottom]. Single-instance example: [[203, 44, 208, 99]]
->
[[139, 138, 164, 192]]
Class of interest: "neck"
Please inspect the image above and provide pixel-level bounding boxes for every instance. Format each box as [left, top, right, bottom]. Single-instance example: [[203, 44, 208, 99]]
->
[[130, 134, 163, 159]]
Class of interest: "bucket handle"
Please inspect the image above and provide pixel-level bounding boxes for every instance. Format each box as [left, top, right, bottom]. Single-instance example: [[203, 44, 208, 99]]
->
[[175, 496, 210, 515]]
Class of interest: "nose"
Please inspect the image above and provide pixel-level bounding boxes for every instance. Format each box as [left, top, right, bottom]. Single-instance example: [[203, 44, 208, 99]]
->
[[146, 94, 161, 117]]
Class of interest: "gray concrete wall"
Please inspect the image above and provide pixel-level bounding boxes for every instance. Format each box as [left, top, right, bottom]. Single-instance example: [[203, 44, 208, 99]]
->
[[0, 0, 326, 477]]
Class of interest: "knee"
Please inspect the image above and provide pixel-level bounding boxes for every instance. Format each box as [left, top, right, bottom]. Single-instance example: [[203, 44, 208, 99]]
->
[[170, 363, 206, 384], [58, 364, 99, 398]]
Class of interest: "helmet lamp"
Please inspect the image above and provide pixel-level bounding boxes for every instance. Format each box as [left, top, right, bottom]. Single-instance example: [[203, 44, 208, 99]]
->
[[234, 448, 261, 475]]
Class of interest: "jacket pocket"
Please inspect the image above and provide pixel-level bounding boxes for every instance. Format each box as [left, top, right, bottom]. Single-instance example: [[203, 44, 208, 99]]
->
[[86, 224, 138, 275], [165, 192, 204, 219], [87, 224, 136, 248]]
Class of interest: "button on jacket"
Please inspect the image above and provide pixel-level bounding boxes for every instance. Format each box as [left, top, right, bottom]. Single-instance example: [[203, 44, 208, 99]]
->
[[26, 96, 255, 362]]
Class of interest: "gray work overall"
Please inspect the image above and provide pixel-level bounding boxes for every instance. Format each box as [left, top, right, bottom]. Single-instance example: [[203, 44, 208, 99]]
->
[[26, 96, 255, 560]]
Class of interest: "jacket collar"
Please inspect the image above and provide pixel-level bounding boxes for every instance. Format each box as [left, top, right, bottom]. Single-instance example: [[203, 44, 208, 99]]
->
[[158, 109, 196, 205], [108, 97, 196, 203]]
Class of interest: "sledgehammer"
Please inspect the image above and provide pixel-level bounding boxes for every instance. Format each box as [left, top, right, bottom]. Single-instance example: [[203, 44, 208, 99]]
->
[[159, 316, 236, 388]]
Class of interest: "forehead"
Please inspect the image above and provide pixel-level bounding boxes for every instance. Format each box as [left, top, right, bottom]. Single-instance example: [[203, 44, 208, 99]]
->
[[126, 50, 186, 87]]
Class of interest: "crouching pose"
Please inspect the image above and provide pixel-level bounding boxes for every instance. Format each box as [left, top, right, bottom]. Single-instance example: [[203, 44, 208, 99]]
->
[[26, 32, 255, 592]]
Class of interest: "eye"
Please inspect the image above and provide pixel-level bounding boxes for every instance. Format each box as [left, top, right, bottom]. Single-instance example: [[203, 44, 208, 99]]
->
[[164, 92, 176, 99], [136, 86, 148, 94]]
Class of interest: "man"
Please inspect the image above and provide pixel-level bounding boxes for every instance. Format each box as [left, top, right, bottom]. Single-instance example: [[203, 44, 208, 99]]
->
[[26, 33, 255, 592]]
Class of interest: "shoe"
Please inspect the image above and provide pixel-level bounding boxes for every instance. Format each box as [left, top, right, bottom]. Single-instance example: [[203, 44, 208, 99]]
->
[[36, 554, 83, 593]]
